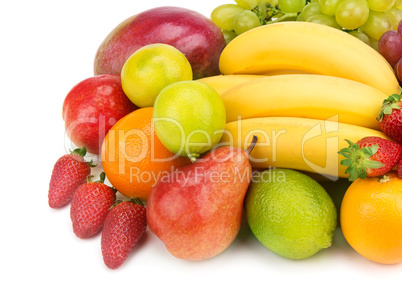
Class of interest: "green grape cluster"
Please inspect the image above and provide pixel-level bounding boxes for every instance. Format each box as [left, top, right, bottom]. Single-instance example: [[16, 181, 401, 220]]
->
[[211, 0, 304, 44], [302, 0, 402, 48], [211, 0, 402, 49]]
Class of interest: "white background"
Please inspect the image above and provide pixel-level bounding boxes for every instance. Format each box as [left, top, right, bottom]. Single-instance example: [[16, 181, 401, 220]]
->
[[1, 1, 401, 295]]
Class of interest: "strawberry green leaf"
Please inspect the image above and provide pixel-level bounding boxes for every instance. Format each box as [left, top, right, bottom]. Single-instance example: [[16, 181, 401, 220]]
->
[[97, 172, 106, 183], [71, 146, 87, 157], [383, 106, 393, 115], [340, 158, 351, 166], [69, 146, 96, 167], [363, 159, 384, 169], [128, 198, 144, 206], [358, 170, 367, 180], [377, 93, 402, 122], [361, 145, 379, 158], [338, 139, 382, 181], [348, 168, 358, 182], [391, 102, 401, 110]]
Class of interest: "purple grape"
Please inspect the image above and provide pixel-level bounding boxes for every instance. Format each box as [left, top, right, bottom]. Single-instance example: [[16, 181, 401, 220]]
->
[[398, 19, 402, 42], [394, 57, 402, 83], [378, 30, 402, 68]]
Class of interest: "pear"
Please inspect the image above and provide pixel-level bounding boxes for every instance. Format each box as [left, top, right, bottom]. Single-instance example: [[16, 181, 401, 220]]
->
[[146, 136, 257, 261]]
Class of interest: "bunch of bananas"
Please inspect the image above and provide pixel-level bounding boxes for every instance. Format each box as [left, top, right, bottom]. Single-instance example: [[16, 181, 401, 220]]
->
[[198, 22, 400, 180]]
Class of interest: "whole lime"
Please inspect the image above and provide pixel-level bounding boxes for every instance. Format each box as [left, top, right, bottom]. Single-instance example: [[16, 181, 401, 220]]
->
[[121, 43, 193, 107], [244, 168, 337, 260], [153, 80, 226, 161]]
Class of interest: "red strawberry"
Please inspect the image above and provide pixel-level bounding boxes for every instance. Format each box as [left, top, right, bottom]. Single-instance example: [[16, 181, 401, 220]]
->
[[48, 147, 94, 208], [70, 172, 116, 239], [398, 157, 402, 177], [338, 137, 402, 181], [377, 93, 402, 145], [101, 198, 147, 269]]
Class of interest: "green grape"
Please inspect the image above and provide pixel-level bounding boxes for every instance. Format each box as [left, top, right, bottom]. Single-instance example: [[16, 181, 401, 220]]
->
[[360, 10, 392, 40], [211, 4, 244, 31], [335, 0, 369, 30], [222, 30, 238, 44], [366, 0, 395, 12], [233, 10, 261, 34], [258, 2, 267, 19], [235, 0, 260, 10], [368, 35, 379, 50], [259, 0, 280, 20], [278, 0, 307, 13], [301, 2, 322, 21], [348, 30, 371, 45], [385, 7, 402, 29], [260, 0, 279, 7], [258, 0, 279, 19], [306, 14, 342, 29], [318, 0, 342, 16], [394, 0, 402, 7]]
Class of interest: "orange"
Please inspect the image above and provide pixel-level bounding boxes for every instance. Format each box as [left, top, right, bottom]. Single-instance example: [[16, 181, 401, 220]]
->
[[340, 171, 402, 264], [101, 107, 190, 201]]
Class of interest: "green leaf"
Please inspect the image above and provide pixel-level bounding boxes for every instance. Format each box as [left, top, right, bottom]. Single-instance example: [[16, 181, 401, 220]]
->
[[364, 159, 384, 169], [369, 144, 379, 155], [377, 93, 402, 121], [348, 169, 358, 181], [391, 102, 401, 110], [71, 146, 87, 157], [344, 139, 356, 147], [86, 175, 94, 183], [340, 159, 351, 166], [391, 93, 401, 102], [93, 172, 106, 183], [360, 147, 372, 157], [383, 106, 393, 115], [358, 170, 367, 180], [128, 198, 144, 206], [361, 144, 378, 158], [87, 159, 97, 168], [338, 148, 352, 158], [376, 112, 384, 122], [338, 138, 381, 181]]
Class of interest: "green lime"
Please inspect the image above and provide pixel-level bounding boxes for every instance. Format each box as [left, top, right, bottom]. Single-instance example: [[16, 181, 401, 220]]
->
[[153, 80, 226, 161], [244, 168, 337, 260], [121, 43, 193, 107]]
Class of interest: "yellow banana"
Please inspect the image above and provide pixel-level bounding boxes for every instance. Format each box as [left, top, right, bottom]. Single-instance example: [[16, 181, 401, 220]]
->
[[220, 117, 389, 179], [197, 71, 311, 95], [221, 74, 387, 130], [197, 74, 264, 96], [219, 22, 400, 96]]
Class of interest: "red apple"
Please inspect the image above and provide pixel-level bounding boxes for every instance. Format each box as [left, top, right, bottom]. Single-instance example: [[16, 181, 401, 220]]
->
[[94, 6, 226, 80], [62, 74, 137, 154]]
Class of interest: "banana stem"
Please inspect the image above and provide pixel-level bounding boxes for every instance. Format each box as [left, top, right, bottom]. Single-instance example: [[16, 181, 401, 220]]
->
[[245, 135, 258, 156]]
